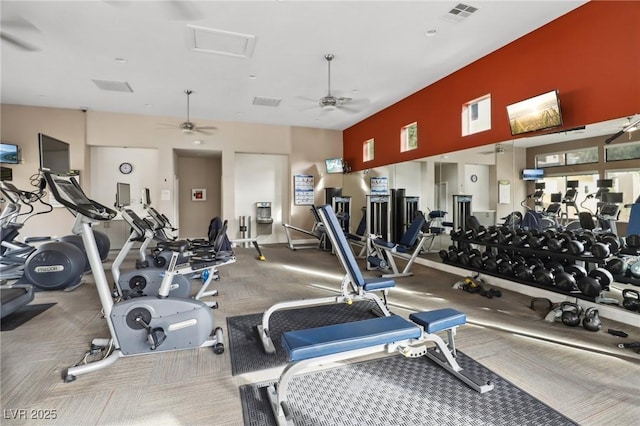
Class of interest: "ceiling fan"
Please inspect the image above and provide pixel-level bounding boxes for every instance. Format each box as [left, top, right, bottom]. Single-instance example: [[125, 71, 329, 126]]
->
[[316, 54, 358, 111], [165, 90, 217, 135], [605, 115, 640, 145]]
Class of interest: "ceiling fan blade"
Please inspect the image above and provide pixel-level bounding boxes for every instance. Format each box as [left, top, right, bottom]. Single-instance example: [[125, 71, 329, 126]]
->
[[196, 126, 217, 131], [337, 105, 361, 114], [0, 32, 41, 51]]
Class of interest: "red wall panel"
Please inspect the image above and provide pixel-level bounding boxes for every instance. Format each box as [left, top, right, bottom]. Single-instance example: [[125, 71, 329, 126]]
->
[[343, 1, 640, 171]]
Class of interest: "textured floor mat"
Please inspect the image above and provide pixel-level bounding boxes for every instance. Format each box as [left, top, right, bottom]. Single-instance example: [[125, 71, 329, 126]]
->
[[1, 303, 56, 331], [227, 301, 379, 375], [240, 352, 578, 426]]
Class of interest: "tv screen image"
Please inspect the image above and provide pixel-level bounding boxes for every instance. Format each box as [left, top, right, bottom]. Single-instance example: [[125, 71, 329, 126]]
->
[[0, 143, 19, 164], [521, 169, 544, 180], [325, 158, 343, 174], [507, 90, 563, 136], [38, 133, 70, 174]]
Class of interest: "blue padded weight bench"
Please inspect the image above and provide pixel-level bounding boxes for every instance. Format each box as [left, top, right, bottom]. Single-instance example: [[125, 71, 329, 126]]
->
[[257, 204, 395, 354], [267, 308, 494, 425], [368, 213, 434, 278]]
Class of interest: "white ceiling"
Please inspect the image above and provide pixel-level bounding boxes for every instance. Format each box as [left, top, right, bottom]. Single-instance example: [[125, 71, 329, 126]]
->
[[2, 0, 594, 135]]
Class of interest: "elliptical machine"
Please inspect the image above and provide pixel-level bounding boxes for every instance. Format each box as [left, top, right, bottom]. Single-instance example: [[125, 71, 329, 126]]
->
[[0, 180, 86, 291], [42, 171, 224, 382]]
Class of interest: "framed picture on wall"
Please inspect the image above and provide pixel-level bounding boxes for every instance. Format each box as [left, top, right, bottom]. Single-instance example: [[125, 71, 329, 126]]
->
[[191, 188, 207, 201]]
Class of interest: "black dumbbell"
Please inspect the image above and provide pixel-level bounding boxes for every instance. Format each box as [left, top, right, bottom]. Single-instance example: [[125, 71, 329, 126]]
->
[[605, 257, 631, 276], [625, 234, 640, 249], [622, 289, 640, 311], [566, 231, 596, 255], [463, 226, 487, 241], [444, 245, 469, 264], [528, 229, 556, 249], [554, 264, 587, 292], [547, 231, 574, 252], [532, 260, 564, 287], [450, 228, 465, 240], [484, 253, 510, 274], [591, 234, 621, 259], [577, 267, 614, 297], [458, 248, 482, 267], [511, 230, 534, 247], [514, 257, 545, 281]]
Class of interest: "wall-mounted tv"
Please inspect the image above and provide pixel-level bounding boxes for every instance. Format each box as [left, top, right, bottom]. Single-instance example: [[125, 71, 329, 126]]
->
[[325, 157, 344, 174], [116, 182, 131, 207], [507, 90, 563, 136], [521, 169, 544, 180], [0, 143, 19, 164], [38, 133, 70, 174], [596, 179, 613, 188]]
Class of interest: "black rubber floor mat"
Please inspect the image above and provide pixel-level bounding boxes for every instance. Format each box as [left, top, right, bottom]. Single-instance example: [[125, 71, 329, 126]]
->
[[227, 301, 379, 375], [240, 353, 578, 426], [1, 303, 56, 331]]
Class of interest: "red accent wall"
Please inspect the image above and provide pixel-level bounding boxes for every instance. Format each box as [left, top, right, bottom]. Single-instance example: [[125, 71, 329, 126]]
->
[[343, 1, 640, 171]]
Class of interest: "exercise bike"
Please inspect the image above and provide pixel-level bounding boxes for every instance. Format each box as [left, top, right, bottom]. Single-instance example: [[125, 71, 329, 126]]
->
[[0, 180, 86, 291], [41, 172, 224, 382]]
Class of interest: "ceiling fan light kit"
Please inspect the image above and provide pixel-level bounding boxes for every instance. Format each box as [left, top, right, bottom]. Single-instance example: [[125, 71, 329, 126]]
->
[[316, 53, 356, 111]]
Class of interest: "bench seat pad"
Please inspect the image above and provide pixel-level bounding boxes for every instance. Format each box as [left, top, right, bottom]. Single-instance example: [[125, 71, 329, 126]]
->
[[282, 315, 422, 362], [373, 238, 409, 253], [409, 308, 466, 334], [362, 277, 395, 291]]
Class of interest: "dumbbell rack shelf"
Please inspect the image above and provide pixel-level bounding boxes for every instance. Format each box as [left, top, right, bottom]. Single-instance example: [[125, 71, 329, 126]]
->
[[614, 275, 640, 287], [448, 236, 613, 302]]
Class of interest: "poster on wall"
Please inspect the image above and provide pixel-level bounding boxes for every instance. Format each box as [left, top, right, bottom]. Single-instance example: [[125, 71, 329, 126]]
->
[[191, 188, 207, 201], [294, 174, 314, 205], [498, 180, 511, 204], [370, 176, 388, 195]]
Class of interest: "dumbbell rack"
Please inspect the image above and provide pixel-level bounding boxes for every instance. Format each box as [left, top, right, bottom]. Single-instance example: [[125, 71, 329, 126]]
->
[[447, 235, 612, 303]]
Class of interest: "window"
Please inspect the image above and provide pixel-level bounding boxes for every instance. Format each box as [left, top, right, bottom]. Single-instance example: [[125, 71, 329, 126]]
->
[[539, 174, 598, 220], [605, 141, 640, 162], [462, 94, 491, 136], [566, 147, 598, 165], [536, 153, 564, 168], [363, 138, 374, 162], [536, 147, 598, 168], [401, 122, 418, 152], [606, 170, 640, 222]]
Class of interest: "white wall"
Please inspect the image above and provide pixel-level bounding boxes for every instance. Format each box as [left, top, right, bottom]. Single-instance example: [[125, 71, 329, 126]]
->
[[90, 146, 159, 218], [234, 153, 289, 243]]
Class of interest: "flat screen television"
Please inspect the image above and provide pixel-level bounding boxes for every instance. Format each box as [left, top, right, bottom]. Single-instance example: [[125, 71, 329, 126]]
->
[[0, 143, 19, 164], [38, 133, 70, 174], [325, 157, 343, 174], [143, 188, 151, 206], [596, 179, 613, 188], [521, 169, 544, 180], [566, 180, 579, 188], [507, 90, 563, 136], [116, 182, 131, 207]]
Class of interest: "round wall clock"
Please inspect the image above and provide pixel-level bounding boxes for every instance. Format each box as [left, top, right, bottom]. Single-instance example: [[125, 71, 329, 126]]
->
[[119, 162, 133, 174], [470, 174, 478, 182]]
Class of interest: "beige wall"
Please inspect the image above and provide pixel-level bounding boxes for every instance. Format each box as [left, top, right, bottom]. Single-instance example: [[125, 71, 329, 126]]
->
[[0, 105, 87, 238], [177, 156, 221, 238], [1, 104, 342, 241]]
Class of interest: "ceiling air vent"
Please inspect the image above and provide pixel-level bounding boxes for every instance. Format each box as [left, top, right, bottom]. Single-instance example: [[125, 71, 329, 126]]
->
[[187, 25, 256, 59], [444, 3, 478, 22], [252, 96, 282, 107], [91, 79, 133, 93]]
